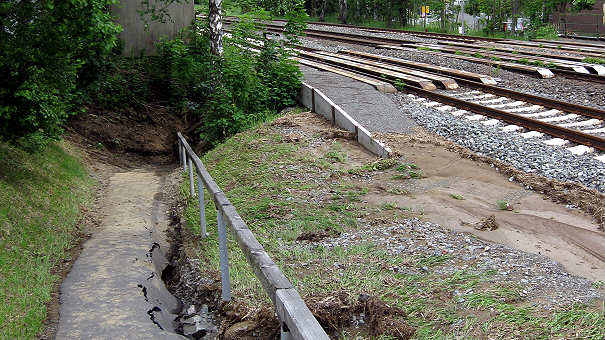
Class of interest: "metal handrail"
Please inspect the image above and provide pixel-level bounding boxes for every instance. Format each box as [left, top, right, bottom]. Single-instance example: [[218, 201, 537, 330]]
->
[[176, 133, 329, 340]]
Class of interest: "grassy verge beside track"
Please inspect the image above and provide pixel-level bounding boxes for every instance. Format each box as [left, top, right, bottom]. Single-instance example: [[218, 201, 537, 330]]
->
[[0, 141, 94, 339], [180, 110, 604, 338]]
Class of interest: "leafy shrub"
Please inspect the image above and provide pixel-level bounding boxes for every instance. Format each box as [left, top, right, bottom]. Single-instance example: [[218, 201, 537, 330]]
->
[[527, 24, 559, 40], [0, 0, 120, 150], [157, 15, 303, 145]]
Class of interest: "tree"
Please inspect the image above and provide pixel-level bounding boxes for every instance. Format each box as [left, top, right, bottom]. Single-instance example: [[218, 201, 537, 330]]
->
[[209, 0, 224, 56], [0, 0, 120, 149]]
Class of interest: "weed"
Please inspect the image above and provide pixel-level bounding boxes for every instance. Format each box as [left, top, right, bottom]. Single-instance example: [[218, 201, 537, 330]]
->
[[348, 159, 399, 175], [473, 52, 485, 59], [496, 200, 511, 211], [417, 46, 436, 52], [381, 202, 398, 210], [450, 194, 464, 200], [584, 57, 605, 65], [324, 142, 348, 163], [533, 60, 546, 67], [393, 79, 406, 91]]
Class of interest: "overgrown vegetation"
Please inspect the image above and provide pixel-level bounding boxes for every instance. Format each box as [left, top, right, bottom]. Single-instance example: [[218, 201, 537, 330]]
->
[[0, 142, 94, 339], [0, 0, 120, 150]]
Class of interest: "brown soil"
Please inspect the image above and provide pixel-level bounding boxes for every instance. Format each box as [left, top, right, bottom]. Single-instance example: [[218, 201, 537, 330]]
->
[[370, 128, 605, 281], [296, 229, 338, 242], [68, 104, 185, 166], [306, 291, 415, 339]]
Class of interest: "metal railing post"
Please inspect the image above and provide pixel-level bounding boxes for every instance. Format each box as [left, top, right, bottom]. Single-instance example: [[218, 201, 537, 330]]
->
[[178, 141, 183, 168], [188, 158, 195, 196], [280, 323, 293, 340], [216, 209, 231, 301], [197, 171, 207, 237], [182, 145, 187, 172]]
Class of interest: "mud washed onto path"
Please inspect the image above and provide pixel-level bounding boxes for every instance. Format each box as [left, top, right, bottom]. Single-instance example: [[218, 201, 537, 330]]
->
[[55, 168, 208, 339], [368, 131, 605, 282]]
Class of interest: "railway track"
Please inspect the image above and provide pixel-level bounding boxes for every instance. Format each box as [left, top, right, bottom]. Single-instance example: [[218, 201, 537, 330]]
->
[[223, 16, 605, 83], [293, 49, 605, 158], [222, 17, 605, 159]]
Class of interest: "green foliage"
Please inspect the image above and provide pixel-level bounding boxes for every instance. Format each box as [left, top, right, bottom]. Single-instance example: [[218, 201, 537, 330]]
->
[[0, 141, 93, 339], [157, 15, 303, 145], [584, 57, 605, 65], [0, 0, 121, 150]]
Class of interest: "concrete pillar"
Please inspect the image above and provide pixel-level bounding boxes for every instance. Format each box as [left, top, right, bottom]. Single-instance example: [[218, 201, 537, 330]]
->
[[112, 0, 195, 56]]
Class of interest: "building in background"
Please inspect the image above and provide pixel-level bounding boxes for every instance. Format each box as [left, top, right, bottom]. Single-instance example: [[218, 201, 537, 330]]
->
[[112, 0, 195, 56], [552, 0, 605, 36]]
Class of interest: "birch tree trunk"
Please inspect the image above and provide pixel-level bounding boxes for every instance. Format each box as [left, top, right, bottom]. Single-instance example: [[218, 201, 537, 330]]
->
[[339, 0, 348, 24], [209, 0, 224, 56]]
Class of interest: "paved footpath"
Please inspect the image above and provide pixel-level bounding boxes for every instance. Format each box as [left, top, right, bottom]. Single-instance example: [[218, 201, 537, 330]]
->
[[300, 64, 416, 134], [56, 169, 185, 339]]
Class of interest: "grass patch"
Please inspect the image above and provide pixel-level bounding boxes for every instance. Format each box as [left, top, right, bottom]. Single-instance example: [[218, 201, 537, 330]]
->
[[584, 57, 605, 65], [324, 142, 348, 163], [496, 200, 511, 210], [0, 141, 94, 339], [450, 194, 464, 200], [347, 158, 399, 175], [180, 114, 605, 338]]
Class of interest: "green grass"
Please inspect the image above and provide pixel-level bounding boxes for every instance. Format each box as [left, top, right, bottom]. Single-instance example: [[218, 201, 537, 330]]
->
[[450, 194, 464, 200], [0, 141, 94, 339], [180, 114, 605, 338]]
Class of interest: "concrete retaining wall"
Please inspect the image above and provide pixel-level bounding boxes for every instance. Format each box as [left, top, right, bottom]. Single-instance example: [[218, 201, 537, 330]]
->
[[112, 0, 195, 56], [298, 82, 392, 158]]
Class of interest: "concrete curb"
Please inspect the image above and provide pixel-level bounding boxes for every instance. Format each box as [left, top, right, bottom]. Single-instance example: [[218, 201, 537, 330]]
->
[[177, 133, 329, 340], [298, 82, 392, 158]]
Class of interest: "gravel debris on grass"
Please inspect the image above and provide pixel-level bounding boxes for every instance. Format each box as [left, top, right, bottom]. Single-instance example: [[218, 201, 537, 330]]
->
[[390, 93, 605, 192], [321, 218, 603, 309]]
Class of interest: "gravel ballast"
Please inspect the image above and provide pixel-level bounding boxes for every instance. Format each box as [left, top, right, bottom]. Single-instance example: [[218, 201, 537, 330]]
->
[[391, 93, 605, 192]]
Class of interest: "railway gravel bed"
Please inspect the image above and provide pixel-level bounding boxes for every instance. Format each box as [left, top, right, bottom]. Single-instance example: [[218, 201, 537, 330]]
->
[[321, 218, 603, 309], [391, 93, 605, 192]]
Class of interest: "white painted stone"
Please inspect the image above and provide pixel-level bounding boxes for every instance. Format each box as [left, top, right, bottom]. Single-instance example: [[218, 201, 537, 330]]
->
[[506, 105, 544, 113], [566, 145, 594, 155], [580, 127, 605, 134], [450, 110, 468, 116], [500, 125, 522, 132], [435, 105, 455, 112], [466, 114, 485, 121], [595, 154, 605, 163], [407, 94, 416, 98], [521, 131, 543, 138], [415, 98, 427, 102], [481, 119, 500, 126], [538, 114, 578, 123], [489, 101, 525, 109], [424, 101, 441, 107], [558, 119, 601, 128], [543, 138, 569, 146], [521, 109, 561, 118]]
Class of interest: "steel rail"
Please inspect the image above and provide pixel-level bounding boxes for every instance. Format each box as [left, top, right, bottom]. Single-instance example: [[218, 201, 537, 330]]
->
[[340, 50, 605, 120], [403, 85, 605, 152], [294, 53, 605, 151]]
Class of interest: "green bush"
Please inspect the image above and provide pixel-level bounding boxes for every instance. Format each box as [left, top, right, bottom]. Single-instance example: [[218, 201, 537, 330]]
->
[[157, 16, 303, 145], [0, 0, 120, 150]]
